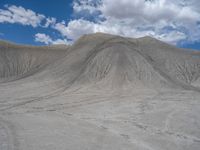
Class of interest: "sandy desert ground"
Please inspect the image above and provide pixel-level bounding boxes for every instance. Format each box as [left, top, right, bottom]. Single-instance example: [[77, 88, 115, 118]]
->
[[0, 33, 200, 150]]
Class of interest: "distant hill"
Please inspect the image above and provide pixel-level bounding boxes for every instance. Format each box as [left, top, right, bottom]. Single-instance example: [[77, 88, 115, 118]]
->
[[0, 40, 69, 82]]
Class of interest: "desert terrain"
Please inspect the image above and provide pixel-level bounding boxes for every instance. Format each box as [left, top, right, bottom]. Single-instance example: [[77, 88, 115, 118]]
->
[[0, 33, 200, 150]]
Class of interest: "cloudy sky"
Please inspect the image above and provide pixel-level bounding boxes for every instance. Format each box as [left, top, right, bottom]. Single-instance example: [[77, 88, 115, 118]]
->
[[0, 0, 200, 49]]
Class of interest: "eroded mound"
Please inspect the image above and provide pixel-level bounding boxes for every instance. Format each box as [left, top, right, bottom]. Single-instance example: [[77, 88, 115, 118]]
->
[[1, 33, 200, 150], [0, 33, 200, 91], [0, 41, 68, 82], [44, 34, 200, 91], [76, 41, 169, 89]]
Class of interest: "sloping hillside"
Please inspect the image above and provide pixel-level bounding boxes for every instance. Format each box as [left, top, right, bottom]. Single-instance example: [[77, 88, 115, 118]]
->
[[0, 33, 200, 91], [0, 40, 69, 82], [1, 33, 200, 150]]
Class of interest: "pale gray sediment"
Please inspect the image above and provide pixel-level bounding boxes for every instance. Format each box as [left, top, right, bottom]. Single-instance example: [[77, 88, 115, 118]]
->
[[0, 33, 200, 150]]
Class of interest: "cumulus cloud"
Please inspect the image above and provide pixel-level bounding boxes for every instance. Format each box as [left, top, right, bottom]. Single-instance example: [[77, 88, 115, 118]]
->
[[51, 38, 70, 45], [1, 1, 200, 45], [156, 31, 187, 45], [35, 33, 52, 44], [53, 0, 200, 45], [44, 17, 56, 28], [52, 18, 188, 44], [73, 0, 101, 14], [0, 5, 45, 27], [35, 33, 69, 45], [53, 19, 99, 39], [100, 0, 200, 24]]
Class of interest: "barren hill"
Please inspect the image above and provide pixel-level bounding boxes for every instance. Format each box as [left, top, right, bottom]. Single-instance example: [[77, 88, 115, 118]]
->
[[1, 33, 200, 150], [1, 33, 199, 90], [0, 40, 69, 82]]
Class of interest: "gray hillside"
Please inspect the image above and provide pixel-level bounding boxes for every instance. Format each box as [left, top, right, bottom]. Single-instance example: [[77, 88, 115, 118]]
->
[[0, 33, 200, 91], [0, 40, 69, 82]]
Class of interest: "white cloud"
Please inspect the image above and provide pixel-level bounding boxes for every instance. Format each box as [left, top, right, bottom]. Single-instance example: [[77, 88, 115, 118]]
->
[[0, 5, 45, 27], [35, 33, 69, 45], [35, 33, 52, 44], [52, 18, 186, 44], [52, 39, 70, 45], [54, 0, 200, 45], [156, 31, 187, 45], [53, 19, 98, 39], [1, 2, 200, 45], [73, 0, 100, 14], [44, 17, 56, 28], [100, 0, 200, 24]]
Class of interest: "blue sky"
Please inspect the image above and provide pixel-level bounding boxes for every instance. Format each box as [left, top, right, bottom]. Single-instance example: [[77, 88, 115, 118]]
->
[[0, 0, 74, 45], [0, 0, 200, 50]]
